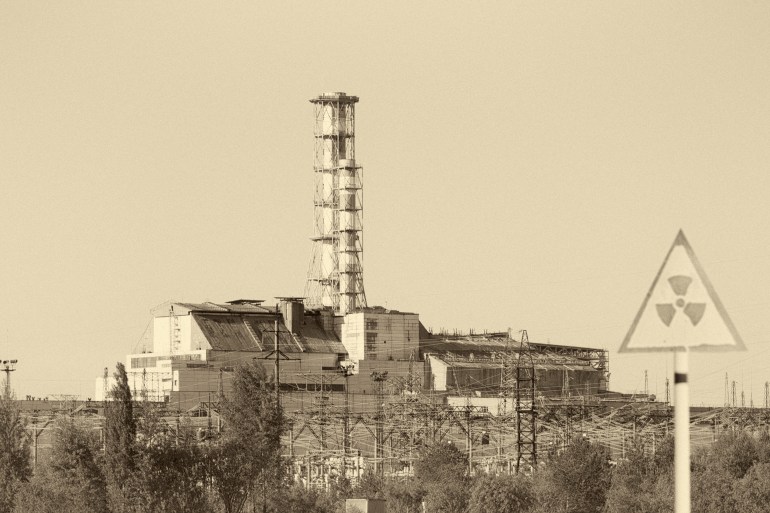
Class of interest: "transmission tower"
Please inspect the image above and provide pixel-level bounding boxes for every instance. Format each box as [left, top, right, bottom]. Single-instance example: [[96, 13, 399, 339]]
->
[[515, 330, 537, 473]]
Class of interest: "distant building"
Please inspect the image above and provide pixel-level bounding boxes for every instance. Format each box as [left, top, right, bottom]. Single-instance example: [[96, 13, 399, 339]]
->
[[95, 299, 424, 407], [96, 298, 609, 412]]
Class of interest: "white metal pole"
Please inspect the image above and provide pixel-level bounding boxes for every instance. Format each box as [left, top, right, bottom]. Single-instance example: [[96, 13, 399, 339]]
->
[[674, 349, 690, 513]]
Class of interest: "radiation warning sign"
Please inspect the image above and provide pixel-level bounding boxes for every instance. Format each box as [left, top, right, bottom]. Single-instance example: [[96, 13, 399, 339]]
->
[[619, 230, 745, 353]]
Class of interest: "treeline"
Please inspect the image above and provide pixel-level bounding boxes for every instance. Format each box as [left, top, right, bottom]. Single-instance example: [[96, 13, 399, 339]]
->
[[2, 362, 770, 513]]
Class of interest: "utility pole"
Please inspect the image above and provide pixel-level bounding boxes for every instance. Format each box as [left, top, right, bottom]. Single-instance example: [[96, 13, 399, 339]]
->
[[765, 382, 769, 409], [371, 371, 388, 476], [260, 303, 297, 408], [665, 378, 670, 405], [465, 403, 473, 476], [644, 370, 648, 396], [1, 359, 18, 396], [216, 368, 225, 433], [339, 362, 355, 478], [732, 381, 736, 407], [274, 303, 280, 405]]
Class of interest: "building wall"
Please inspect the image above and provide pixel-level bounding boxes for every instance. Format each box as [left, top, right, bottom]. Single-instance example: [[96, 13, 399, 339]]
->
[[341, 311, 419, 367], [426, 355, 448, 391], [153, 314, 208, 354]]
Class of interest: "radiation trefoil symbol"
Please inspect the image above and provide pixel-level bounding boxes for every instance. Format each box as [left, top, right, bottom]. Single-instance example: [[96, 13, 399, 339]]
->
[[655, 275, 706, 327]]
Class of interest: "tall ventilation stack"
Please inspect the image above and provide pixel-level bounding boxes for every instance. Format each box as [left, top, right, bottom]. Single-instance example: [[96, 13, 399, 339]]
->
[[304, 92, 367, 314]]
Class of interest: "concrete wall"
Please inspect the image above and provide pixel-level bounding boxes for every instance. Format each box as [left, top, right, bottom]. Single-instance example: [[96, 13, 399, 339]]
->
[[153, 314, 204, 354], [341, 312, 420, 367]]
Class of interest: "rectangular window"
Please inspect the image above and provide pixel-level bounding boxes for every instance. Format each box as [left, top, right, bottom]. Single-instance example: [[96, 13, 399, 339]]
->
[[366, 319, 378, 330], [130, 356, 158, 369], [365, 332, 377, 356]]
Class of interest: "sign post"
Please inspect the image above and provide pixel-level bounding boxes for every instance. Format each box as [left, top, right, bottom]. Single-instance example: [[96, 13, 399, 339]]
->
[[619, 230, 744, 513]]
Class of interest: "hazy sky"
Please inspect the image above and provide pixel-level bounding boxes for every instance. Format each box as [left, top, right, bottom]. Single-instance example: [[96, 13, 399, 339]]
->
[[1, 2, 768, 405]]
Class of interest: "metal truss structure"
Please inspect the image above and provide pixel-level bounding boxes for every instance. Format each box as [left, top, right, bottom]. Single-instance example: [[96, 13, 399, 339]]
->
[[304, 92, 367, 315], [20, 396, 770, 493]]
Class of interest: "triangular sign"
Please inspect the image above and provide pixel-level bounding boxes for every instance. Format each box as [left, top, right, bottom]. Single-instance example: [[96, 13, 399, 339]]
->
[[619, 230, 745, 353]]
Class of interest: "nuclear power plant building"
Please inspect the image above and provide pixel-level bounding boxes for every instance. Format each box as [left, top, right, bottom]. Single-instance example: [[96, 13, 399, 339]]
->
[[96, 91, 610, 426]]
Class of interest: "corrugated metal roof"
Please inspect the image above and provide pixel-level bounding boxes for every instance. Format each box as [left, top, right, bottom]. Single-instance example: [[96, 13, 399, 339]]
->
[[176, 302, 271, 314], [191, 309, 345, 355], [247, 319, 302, 353], [298, 318, 346, 354], [193, 314, 262, 351]]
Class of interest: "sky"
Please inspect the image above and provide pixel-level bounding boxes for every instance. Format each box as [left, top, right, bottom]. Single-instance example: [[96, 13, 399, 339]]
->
[[1, 2, 768, 406]]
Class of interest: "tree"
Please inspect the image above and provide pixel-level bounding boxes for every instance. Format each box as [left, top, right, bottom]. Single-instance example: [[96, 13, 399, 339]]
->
[[733, 462, 770, 513], [352, 468, 386, 500], [132, 418, 210, 513], [205, 438, 252, 513], [0, 391, 31, 513], [533, 436, 611, 513], [383, 479, 424, 513], [270, 483, 335, 513], [710, 430, 759, 479], [12, 476, 61, 513], [605, 437, 673, 513], [211, 361, 285, 513], [691, 461, 737, 513], [103, 362, 137, 513], [414, 442, 469, 513], [49, 417, 108, 513], [14, 418, 107, 513], [467, 473, 534, 513]]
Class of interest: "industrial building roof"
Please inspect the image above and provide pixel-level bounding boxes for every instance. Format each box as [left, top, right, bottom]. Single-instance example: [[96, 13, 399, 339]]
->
[[431, 356, 598, 373], [171, 302, 272, 314], [194, 314, 264, 352], [192, 312, 345, 355], [420, 337, 510, 354]]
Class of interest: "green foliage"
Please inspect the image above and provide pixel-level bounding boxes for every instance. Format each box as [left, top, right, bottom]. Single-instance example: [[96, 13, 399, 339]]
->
[[12, 475, 63, 513], [732, 461, 770, 513], [0, 392, 31, 513], [211, 361, 285, 513], [50, 417, 108, 513], [533, 436, 611, 513], [205, 438, 252, 513], [467, 473, 534, 513], [691, 462, 737, 513], [104, 362, 137, 512], [13, 417, 106, 513], [414, 442, 469, 513], [605, 437, 673, 513], [272, 483, 336, 513], [710, 430, 759, 479], [352, 468, 386, 500], [383, 479, 424, 513], [133, 428, 210, 513], [414, 441, 467, 487]]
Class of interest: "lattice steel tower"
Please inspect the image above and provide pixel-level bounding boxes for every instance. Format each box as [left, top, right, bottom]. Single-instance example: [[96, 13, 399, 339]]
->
[[305, 92, 367, 314]]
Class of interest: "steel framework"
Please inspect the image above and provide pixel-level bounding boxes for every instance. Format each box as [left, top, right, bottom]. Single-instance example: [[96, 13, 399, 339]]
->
[[304, 92, 367, 314], [515, 330, 537, 472]]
